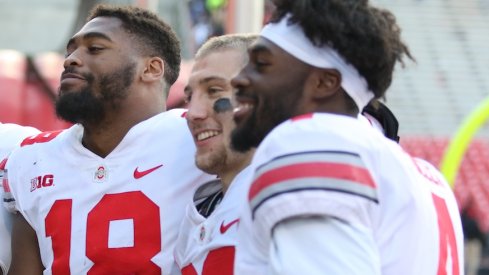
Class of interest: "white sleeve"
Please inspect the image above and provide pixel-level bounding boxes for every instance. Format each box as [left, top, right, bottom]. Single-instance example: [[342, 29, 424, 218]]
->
[[2, 162, 19, 214], [0, 215, 11, 274], [0, 124, 40, 161], [270, 216, 381, 275], [0, 190, 12, 274]]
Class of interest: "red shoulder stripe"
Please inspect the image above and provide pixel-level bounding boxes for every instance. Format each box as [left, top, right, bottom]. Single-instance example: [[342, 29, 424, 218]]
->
[[248, 151, 378, 216], [249, 161, 376, 201], [0, 158, 7, 170]]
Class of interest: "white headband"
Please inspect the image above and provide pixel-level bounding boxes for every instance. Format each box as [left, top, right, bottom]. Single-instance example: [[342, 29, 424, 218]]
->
[[260, 14, 375, 110]]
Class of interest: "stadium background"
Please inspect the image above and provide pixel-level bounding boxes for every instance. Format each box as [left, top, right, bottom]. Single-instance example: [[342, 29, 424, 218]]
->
[[0, 0, 488, 273]]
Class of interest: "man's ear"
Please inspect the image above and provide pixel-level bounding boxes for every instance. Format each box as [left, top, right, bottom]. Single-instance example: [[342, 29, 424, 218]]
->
[[141, 57, 164, 82], [311, 68, 342, 100]]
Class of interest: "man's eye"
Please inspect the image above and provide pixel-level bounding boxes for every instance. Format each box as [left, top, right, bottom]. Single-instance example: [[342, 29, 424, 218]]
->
[[253, 58, 269, 68], [208, 87, 224, 94], [184, 94, 191, 103], [88, 46, 104, 53]]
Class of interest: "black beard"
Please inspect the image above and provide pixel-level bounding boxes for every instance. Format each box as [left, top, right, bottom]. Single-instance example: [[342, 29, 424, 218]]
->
[[230, 85, 305, 153], [231, 110, 262, 153], [231, 101, 291, 153], [55, 84, 105, 124], [55, 63, 135, 124]]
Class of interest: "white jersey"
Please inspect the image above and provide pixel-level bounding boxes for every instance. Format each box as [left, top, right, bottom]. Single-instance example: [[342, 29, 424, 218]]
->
[[235, 113, 464, 275], [174, 167, 251, 275], [0, 123, 40, 274], [0, 123, 40, 159], [3, 109, 213, 275]]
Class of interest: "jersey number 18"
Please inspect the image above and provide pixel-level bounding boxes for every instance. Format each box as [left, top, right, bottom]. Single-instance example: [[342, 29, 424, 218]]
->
[[45, 191, 161, 274]]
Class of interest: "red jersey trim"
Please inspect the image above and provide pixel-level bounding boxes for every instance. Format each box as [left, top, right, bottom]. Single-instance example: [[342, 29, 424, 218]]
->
[[248, 151, 378, 216], [290, 113, 313, 122], [21, 130, 63, 147], [0, 158, 7, 170], [249, 161, 376, 201]]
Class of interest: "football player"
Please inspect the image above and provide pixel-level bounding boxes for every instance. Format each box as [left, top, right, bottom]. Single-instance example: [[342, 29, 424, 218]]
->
[[231, 0, 464, 274], [173, 34, 257, 275], [3, 5, 212, 274]]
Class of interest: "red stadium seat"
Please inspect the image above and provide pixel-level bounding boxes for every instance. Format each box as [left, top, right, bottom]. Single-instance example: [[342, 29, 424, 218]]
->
[[0, 50, 70, 130], [401, 136, 489, 232], [0, 50, 27, 124], [22, 52, 71, 131]]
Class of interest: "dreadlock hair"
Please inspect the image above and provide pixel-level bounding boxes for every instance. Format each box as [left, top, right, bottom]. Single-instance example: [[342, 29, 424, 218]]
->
[[270, 0, 414, 99], [88, 5, 181, 91]]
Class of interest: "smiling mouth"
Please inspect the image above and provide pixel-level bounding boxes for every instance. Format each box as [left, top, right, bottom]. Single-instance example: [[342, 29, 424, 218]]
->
[[233, 102, 254, 124], [233, 103, 253, 114], [197, 130, 220, 141]]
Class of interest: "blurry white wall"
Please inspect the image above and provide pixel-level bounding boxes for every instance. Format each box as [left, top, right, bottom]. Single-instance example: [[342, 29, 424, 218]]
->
[[0, 0, 77, 54], [0, 0, 193, 57], [372, 0, 489, 137]]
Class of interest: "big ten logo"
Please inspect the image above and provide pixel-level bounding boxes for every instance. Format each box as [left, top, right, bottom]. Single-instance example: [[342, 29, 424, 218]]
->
[[31, 174, 54, 192]]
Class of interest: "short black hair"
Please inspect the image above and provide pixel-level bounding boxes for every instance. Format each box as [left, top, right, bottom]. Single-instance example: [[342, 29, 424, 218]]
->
[[88, 5, 181, 87], [271, 0, 414, 98]]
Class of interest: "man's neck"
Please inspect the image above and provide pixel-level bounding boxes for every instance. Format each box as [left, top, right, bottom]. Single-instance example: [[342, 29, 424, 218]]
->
[[81, 122, 131, 158], [81, 107, 163, 158], [220, 149, 255, 193]]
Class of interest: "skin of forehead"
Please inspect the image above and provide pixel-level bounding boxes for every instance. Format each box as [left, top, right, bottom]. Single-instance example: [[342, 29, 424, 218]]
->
[[75, 17, 124, 40], [68, 17, 135, 54]]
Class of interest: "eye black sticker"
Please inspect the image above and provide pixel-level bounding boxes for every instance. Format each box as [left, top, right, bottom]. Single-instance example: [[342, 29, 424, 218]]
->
[[213, 98, 233, 113]]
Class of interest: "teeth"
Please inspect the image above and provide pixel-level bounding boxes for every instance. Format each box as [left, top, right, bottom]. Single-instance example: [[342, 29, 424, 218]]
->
[[234, 103, 253, 113], [197, 130, 220, 141]]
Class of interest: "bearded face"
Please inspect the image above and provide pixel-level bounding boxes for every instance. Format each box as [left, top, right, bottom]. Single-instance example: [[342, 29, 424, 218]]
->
[[56, 62, 136, 124]]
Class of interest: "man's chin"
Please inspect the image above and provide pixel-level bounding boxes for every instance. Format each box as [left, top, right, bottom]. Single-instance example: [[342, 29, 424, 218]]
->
[[196, 158, 221, 176], [231, 127, 259, 153], [55, 97, 105, 125]]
